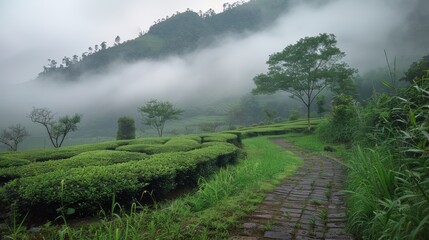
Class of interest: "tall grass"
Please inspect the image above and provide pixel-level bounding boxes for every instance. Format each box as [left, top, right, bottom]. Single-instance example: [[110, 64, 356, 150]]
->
[[325, 72, 429, 239], [346, 146, 396, 238], [15, 136, 302, 239]]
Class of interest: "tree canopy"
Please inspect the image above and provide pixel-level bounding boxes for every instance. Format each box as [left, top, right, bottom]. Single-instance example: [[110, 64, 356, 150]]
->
[[138, 100, 184, 137], [253, 33, 356, 130]]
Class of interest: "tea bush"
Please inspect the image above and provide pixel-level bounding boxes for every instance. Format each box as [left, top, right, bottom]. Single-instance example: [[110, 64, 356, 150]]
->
[[116, 137, 201, 154], [0, 150, 147, 184], [4, 142, 240, 217]]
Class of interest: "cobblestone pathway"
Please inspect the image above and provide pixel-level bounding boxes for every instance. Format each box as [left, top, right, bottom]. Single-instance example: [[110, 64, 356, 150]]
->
[[232, 139, 353, 240]]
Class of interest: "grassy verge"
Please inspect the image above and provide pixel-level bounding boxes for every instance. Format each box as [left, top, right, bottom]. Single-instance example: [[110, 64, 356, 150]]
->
[[10, 136, 302, 239], [280, 132, 350, 159]]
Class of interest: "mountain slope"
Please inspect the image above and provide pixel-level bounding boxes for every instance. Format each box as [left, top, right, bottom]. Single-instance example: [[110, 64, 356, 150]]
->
[[36, 0, 292, 81]]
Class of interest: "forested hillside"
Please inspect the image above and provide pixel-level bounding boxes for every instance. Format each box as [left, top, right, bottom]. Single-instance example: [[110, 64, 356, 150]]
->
[[37, 0, 292, 81]]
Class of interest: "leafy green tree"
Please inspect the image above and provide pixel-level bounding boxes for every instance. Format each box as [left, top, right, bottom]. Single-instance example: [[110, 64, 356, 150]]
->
[[0, 124, 29, 151], [138, 100, 184, 137], [28, 107, 81, 148], [253, 33, 357, 130], [116, 116, 136, 140]]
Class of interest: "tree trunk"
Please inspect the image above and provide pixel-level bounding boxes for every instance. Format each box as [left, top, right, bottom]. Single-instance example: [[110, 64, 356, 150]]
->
[[307, 104, 311, 131]]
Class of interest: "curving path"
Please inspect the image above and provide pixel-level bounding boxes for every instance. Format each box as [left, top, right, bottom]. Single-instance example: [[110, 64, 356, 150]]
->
[[232, 139, 353, 240]]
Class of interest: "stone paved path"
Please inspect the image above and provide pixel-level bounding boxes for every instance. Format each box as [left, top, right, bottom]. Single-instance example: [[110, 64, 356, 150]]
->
[[232, 139, 353, 240]]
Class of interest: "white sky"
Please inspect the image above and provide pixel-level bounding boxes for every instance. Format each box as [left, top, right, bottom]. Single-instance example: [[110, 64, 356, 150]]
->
[[0, 0, 228, 84]]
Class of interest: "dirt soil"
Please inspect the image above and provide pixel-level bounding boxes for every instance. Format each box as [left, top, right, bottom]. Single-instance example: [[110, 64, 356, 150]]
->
[[231, 138, 354, 240]]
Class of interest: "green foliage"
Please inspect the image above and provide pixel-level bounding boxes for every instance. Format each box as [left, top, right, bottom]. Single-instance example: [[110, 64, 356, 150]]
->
[[325, 64, 429, 239], [30, 136, 299, 240], [317, 94, 358, 144], [1, 140, 125, 162], [228, 118, 324, 138], [4, 141, 239, 217], [116, 116, 136, 140], [253, 33, 356, 130], [201, 133, 240, 146], [346, 147, 396, 237], [0, 150, 147, 183], [138, 99, 184, 137], [0, 156, 30, 168], [116, 137, 201, 154]]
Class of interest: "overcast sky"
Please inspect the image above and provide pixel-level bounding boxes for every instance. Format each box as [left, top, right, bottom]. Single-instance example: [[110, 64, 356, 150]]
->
[[0, 0, 228, 85]]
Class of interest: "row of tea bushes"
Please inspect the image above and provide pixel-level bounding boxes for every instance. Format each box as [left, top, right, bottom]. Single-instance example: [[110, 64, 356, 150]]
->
[[227, 119, 323, 138], [0, 141, 126, 163], [116, 137, 201, 154], [0, 155, 31, 168], [0, 134, 239, 168], [0, 150, 148, 184], [201, 133, 241, 146], [3, 142, 240, 217], [0, 138, 171, 166]]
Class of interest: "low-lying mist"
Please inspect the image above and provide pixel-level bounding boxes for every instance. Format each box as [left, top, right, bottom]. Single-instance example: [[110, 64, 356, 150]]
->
[[0, 0, 426, 135]]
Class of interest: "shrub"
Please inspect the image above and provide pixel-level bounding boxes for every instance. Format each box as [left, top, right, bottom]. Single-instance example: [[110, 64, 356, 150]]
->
[[318, 94, 358, 144], [0, 155, 30, 168], [2, 141, 126, 162], [4, 142, 240, 218], [116, 137, 201, 154], [201, 133, 240, 146], [345, 72, 429, 239], [116, 116, 136, 140], [0, 150, 147, 184]]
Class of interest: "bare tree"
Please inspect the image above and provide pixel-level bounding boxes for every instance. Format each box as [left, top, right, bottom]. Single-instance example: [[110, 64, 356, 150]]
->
[[0, 124, 29, 151], [28, 107, 81, 148]]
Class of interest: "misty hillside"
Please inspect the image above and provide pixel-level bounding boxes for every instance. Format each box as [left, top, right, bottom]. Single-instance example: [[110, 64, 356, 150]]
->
[[36, 0, 293, 81]]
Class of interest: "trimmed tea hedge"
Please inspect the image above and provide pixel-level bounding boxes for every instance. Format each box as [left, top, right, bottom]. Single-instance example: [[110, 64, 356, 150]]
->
[[201, 133, 241, 146], [0, 150, 147, 184], [227, 119, 323, 138], [116, 137, 201, 154], [0, 155, 31, 168], [4, 142, 240, 217], [0, 141, 127, 163]]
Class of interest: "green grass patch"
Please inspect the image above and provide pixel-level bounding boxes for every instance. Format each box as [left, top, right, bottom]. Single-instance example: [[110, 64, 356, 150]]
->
[[281, 132, 351, 160]]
